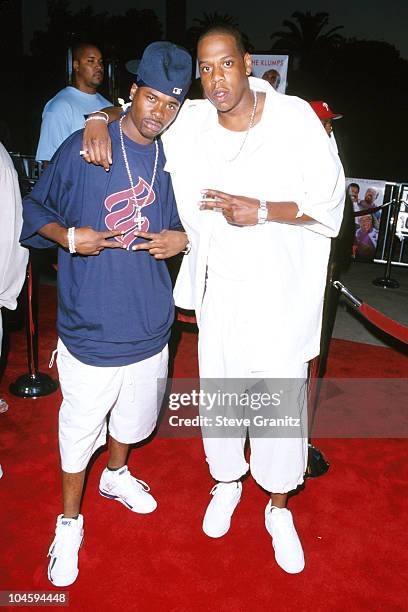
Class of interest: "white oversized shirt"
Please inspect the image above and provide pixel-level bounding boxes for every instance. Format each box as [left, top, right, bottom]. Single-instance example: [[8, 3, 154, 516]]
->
[[163, 77, 345, 365]]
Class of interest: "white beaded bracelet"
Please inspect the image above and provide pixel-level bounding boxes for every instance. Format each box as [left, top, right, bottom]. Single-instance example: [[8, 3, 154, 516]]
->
[[67, 227, 76, 254], [85, 115, 108, 124], [85, 111, 109, 123]]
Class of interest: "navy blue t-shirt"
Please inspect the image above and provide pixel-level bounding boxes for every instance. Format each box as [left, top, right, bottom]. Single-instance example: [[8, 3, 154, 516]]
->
[[21, 122, 182, 366]]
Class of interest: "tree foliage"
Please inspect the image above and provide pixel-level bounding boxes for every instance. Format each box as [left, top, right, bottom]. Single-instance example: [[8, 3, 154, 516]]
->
[[271, 11, 344, 71], [31, 1, 163, 59]]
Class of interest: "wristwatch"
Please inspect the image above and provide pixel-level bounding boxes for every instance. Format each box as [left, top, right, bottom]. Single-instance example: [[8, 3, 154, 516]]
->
[[182, 241, 192, 255], [257, 200, 268, 224]]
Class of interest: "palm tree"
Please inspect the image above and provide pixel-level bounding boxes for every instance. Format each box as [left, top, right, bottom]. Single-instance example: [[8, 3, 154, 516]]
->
[[270, 11, 343, 69]]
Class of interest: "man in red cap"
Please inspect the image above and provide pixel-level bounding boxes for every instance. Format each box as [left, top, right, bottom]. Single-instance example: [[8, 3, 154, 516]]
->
[[309, 101, 343, 151]]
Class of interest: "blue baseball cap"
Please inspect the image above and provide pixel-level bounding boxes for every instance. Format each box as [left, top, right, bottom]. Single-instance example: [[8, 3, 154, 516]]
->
[[126, 41, 192, 102]]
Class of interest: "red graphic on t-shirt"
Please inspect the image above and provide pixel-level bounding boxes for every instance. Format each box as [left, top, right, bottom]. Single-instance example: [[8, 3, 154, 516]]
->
[[104, 178, 156, 249]]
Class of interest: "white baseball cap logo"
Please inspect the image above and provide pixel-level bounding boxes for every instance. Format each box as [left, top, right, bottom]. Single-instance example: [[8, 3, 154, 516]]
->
[[173, 87, 182, 95], [323, 102, 329, 110]]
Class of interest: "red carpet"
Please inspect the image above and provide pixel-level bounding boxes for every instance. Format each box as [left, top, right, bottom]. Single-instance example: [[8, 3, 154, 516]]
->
[[1, 285, 407, 611]]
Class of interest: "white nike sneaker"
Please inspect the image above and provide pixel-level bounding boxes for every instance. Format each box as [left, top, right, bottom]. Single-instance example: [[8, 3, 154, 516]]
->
[[47, 514, 84, 587], [99, 466, 157, 513], [202, 482, 242, 538], [265, 501, 305, 574]]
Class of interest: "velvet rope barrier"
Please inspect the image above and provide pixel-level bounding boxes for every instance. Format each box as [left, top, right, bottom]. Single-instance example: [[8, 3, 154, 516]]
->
[[177, 310, 197, 324], [333, 281, 408, 344]]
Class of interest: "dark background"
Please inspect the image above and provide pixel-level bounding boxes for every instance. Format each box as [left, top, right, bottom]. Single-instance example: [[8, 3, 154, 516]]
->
[[1, 0, 407, 181]]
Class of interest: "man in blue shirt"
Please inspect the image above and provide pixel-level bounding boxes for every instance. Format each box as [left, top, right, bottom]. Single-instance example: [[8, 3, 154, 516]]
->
[[36, 42, 111, 166], [21, 41, 192, 587]]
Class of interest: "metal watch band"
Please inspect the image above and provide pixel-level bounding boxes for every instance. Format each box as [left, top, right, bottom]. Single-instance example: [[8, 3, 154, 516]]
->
[[182, 241, 192, 255], [258, 200, 268, 224]]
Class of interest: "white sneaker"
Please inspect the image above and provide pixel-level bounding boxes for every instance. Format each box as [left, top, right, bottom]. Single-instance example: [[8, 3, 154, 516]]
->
[[99, 466, 157, 513], [47, 514, 84, 587], [202, 482, 242, 538], [265, 501, 305, 574]]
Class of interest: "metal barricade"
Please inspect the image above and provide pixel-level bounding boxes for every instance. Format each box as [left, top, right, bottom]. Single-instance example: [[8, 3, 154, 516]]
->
[[9, 152, 43, 195]]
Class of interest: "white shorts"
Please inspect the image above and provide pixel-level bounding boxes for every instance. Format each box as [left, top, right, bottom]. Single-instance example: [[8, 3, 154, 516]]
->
[[57, 339, 168, 473]]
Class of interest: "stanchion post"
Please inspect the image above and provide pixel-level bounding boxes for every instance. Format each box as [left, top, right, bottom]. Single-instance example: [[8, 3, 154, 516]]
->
[[9, 251, 59, 398], [305, 357, 330, 478], [373, 184, 402, 288]]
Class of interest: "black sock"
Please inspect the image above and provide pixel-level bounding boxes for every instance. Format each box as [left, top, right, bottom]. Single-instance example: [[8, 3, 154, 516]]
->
[[63, 515, 78, 520], [107, 465, 125, 472]]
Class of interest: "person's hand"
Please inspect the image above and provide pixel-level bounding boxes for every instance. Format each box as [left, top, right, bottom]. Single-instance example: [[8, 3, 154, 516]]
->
[[200, 189, 259, 226], [74, 227, 125, 255], [82, 118, 112, 171], [132, 230, 189, 259]]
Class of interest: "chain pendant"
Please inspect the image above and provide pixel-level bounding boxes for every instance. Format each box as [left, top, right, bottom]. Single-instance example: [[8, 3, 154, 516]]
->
[[134, 213, 143, 231]]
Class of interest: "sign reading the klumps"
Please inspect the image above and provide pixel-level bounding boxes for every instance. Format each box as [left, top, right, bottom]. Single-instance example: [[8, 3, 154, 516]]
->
[[250, 55, 289, 93]]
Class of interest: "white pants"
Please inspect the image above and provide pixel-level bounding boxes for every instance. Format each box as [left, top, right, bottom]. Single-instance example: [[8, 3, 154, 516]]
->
[[57, 339, 168, 473], [198, 273, 308, 493]]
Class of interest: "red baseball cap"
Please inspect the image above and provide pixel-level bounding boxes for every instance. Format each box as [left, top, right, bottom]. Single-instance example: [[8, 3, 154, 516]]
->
[[309, 101, 343, 121]]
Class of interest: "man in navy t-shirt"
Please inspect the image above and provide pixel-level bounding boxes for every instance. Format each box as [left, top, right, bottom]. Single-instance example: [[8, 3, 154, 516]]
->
[[21, 42, 192, 588]]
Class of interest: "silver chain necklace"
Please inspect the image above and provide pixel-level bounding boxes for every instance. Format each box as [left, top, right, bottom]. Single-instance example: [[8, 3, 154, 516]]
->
[[119, 114, 159, 232], [225, 90, 258, 163]]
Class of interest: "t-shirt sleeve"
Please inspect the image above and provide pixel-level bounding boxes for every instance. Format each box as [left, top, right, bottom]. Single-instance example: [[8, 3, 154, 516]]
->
[[21, 136, 78, 249], [35, 102, 73, 162]]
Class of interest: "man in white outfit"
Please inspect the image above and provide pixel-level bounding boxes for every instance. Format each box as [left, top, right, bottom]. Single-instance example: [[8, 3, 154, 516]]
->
[[167, 28, 345, 575], [82, 25, 345, 574]]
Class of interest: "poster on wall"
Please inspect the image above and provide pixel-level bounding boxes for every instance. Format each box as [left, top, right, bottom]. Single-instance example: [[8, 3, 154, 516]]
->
[[250, 55, 288, 93], [195, 55, 289, 93], [346, 177, 387, 261]]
